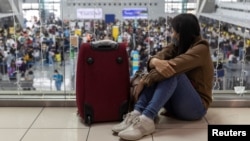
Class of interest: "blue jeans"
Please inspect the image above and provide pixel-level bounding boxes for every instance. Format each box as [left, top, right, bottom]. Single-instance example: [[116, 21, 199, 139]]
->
[[134, 74, 207, 121], [55, 81, 62, 91], [48, 54, 54, 65], [239, 48, 244, 60]]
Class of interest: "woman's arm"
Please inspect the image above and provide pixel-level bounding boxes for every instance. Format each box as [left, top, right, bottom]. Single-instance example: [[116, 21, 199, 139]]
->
[[150, 58, 176, 78]]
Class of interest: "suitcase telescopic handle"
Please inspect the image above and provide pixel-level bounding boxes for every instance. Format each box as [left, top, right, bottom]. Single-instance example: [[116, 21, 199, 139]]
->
[[91, 40, 118, 50]]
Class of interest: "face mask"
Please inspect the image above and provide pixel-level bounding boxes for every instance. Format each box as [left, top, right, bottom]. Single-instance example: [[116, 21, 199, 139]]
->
[[171, 37, 179, 47]]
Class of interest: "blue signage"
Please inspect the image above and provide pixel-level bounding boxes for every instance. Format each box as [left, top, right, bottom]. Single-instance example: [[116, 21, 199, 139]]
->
[[122, 8, 148, 19], [131, 50, 140, 75]]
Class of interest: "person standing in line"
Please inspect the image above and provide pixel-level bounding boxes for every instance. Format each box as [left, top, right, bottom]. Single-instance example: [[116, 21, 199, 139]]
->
[[53, 69, 63, 91], [112, 13, 214, 141], [8, 59, 17, 81]]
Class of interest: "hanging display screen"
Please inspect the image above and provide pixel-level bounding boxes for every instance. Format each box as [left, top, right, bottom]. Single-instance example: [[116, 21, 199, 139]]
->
[[77, 8, 103, 19], [122, 8, 148, 19]]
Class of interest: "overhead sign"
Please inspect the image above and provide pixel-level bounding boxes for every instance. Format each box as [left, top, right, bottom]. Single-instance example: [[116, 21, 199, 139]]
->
[[77, 8, 103, 19], [105, 14, 115, 24], [122, 8, 148, 19]]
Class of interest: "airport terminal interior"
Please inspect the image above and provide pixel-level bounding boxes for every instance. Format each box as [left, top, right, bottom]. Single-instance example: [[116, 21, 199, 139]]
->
[[0, 0, 250, 141]]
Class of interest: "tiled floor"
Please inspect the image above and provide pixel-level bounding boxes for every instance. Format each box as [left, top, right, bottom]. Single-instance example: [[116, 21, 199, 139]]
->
[[0, 107, 250, 141]]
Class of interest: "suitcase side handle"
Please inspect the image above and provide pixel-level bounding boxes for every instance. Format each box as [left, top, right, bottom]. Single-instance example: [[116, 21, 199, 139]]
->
[[91, 40, 118, 50]]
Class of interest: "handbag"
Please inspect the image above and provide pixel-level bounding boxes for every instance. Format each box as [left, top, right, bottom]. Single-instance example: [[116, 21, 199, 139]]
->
[[128, 70, 147, 111], [128, 69, 166, 111]]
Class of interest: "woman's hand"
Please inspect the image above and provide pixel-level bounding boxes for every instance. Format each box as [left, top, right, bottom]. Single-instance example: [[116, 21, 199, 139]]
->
[[152, 58, 176, 78]]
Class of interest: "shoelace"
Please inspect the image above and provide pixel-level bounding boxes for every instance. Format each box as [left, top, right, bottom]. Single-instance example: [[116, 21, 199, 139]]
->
[[132, 117, 141, 126], [123, 113, 132, 124]]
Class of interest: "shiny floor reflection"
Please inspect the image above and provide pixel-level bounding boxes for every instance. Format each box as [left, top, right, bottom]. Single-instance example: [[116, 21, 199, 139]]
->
[[0, 107, 250, 141]]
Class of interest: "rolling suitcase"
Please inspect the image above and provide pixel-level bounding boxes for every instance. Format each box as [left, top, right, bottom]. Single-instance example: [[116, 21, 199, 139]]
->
[[76, 40, 130, 125]]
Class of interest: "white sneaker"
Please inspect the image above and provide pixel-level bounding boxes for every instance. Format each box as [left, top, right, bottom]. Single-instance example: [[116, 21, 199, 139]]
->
[[118, 116, 155, 141], [112, 112, 139, 133]]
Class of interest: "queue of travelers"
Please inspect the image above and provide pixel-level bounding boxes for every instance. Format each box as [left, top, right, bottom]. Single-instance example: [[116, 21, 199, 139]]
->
[[0, 14, 249, 90]]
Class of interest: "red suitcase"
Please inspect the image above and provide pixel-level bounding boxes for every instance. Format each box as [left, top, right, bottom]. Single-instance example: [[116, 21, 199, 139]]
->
[[76, 40, 130, 125]]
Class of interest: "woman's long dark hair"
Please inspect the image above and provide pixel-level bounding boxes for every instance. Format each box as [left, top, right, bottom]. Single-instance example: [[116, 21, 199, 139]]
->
[[171, 13, 201, 55]]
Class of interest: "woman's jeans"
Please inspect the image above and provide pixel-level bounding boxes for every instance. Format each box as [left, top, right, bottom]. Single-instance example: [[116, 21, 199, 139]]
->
[[134, 74, 207, 121]]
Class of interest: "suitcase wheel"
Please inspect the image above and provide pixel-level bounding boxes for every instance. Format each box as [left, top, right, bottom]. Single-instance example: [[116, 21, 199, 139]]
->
[[86, 115, 92, 125], [84, 104, 93, 125]]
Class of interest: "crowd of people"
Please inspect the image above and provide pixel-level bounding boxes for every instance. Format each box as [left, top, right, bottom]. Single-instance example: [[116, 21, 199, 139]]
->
[[0, 10, 249, 140], [0, 14, 249, 90], [200, 16, 250, 62], [0, 16, 170, 85]]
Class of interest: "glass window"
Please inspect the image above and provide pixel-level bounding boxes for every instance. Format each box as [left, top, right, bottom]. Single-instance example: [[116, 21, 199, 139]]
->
[[165, 2, 182, 13], [187, 3, 196, 9], [2, 0, 249, 105], [44, 0, 61, 2], [165, 0, 182, 2], [22, 3, 32, 9], [31, 3, 39, 9], [219, 0, 237, 2]]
